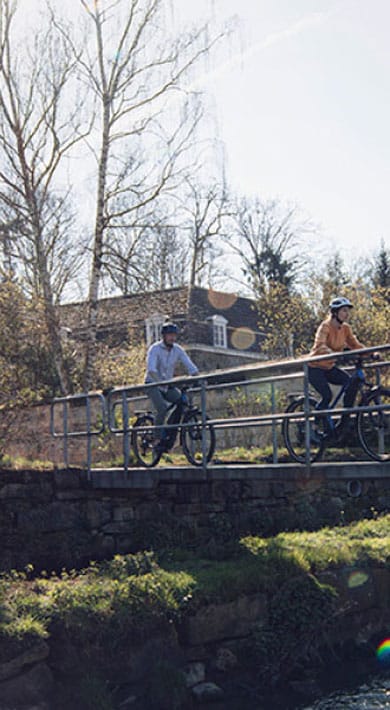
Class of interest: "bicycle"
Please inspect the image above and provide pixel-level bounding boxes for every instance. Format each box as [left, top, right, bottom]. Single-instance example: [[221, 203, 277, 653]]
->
[[282, 357, 390, 464], [131, 386, 216, 468]]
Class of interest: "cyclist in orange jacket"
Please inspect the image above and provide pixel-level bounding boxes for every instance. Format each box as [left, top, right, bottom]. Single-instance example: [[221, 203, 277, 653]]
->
[[308, 297, 364, 430]]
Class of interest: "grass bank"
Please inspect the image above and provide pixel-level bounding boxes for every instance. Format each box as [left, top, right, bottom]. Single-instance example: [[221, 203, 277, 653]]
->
[[0, 514, 389, 708]]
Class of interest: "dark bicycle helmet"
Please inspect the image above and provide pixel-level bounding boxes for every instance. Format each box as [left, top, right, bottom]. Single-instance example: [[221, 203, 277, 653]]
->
[[329, 296, 353, 311], [161, 322, 179, 334]]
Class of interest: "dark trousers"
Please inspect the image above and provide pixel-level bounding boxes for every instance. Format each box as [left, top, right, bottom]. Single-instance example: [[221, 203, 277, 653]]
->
[[308, 366, 358, 412], [148, 385, 181, 428]]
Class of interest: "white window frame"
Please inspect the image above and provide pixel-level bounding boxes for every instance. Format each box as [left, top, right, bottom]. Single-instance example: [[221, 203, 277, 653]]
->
[[210, 314, 228, 348], [145, 314, 165, 346]]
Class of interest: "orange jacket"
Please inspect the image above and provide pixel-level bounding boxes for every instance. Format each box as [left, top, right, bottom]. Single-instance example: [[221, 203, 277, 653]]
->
[[309, 316, 364, 370]]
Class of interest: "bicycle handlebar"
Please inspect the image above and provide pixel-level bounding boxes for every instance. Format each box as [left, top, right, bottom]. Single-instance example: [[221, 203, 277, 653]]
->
[[340, 353, 382, 366]]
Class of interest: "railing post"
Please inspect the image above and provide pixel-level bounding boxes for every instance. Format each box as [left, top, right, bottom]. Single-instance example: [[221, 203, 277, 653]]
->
[[63, 400, 68, 469], [303, 362, 311, 467], [200, 379, 208, 473], [271, 382, 278, 463], [86, 396, 92, 481], [122, 390, 130, 473]]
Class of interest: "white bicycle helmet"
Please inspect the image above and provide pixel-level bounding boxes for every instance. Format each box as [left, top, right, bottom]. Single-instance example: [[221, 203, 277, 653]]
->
[[329, 296, 353, 311]]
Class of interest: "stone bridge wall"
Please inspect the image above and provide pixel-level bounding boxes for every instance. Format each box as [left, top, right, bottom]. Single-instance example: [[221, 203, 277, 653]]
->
[[0, 463, 388, 572], [0, 463, 389, 707]]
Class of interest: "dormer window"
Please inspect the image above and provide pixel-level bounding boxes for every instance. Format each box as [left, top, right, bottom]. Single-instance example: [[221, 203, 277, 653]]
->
[[145, 314, 165, 346], [210, 314, 228, 348]]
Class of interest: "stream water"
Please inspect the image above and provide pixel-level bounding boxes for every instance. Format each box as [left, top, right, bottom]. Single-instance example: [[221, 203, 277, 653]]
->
[[300, 675, 390, 709], [207, 669, 390, 710]]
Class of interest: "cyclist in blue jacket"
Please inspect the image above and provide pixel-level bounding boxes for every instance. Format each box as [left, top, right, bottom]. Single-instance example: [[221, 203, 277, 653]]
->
[[145, 322, 199, 445]]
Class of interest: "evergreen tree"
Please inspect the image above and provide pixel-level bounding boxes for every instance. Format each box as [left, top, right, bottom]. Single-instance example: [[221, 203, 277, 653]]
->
[[372, 241, 390, 296]]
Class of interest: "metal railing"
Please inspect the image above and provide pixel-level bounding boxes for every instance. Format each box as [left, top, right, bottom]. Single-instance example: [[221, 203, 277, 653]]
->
[[50, 392, 106, 479], [50, 344, 390, 474]]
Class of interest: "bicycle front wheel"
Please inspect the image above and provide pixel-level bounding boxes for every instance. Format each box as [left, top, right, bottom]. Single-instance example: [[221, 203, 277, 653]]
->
[[131, 414, 162, 468], [357, 388, 390, 462], [282, 396, 325, 464], [180, 411, 215, 466]]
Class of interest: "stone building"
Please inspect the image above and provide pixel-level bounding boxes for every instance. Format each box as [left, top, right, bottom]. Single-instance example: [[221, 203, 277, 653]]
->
[[59, 285, 266, 371]]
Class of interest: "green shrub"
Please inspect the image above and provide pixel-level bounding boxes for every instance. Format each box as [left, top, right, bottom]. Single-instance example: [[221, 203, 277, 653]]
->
[[248, 573, 338, 683]]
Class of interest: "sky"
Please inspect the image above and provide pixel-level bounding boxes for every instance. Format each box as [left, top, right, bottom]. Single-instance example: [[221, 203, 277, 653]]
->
[[174, 0, 390, 263], [16, 0, 390, 267]]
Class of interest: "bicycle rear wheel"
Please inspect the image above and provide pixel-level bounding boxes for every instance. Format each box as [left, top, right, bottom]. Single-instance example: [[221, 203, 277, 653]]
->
[[131, 414, 162, 468], [282, 396, 325, 464], [180, 411, 215, 466], [357, 388, 390, 462]]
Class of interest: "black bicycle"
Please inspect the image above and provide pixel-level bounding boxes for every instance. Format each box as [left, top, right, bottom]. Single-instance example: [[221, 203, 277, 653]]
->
[[132, 386, 216, 467], [282, 357, 390, 464]]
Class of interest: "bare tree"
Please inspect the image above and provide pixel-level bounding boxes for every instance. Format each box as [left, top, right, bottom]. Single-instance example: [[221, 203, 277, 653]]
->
[[0, 0, 89, 392], [226, 197, 313, 297], [102, 174, 229, 296], [147, 222, 189, 290], [0, 216, 21, 275], [101, 217, 189, 295], [74, 0, 224, 389], [101, 221, 152, 295], [175, 176, 229, 288]]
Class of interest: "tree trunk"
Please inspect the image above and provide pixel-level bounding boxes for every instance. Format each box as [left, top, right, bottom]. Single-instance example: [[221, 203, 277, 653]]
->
[[83, 96, 110, 391]]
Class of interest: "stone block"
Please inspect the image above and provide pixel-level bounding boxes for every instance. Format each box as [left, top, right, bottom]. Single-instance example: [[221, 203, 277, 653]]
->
[[157, 483, 178, 499], [101, 534, 116, 557], [0, 662, 53, 706], [175, 483, 203, 504], [319, 567, 378, 612], [56, 490, 89, 501], [214, 646, 238, 671], [371, 568, 390, 609], [173, 503, 204, 516], [212, 480, 241, 502], [271, 481, 287, 498], [87, 500, 112, 527], [0, 641, 49, 681], [53, 469, 83, 490], [184, 661, 206, 688], [0, 483, 43, 500], [241, 480, 271, 499], [102, 521, 133, 534], [116, 535, 138, 554], [113, 506, 136, 522], [191, 681, 224, 702], [18, 502, 83, 533], [184, 593, 268, 645]]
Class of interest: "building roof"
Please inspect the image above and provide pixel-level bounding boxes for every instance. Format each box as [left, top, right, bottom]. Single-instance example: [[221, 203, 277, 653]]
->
[[59, 285, 263, 353]]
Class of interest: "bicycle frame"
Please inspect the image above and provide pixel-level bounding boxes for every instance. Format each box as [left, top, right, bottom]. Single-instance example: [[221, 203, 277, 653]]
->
[[161, 390, 188, 447], [131, 384, 216, 467], [283, 355, 389, 464], [324, 361, 366, 433]]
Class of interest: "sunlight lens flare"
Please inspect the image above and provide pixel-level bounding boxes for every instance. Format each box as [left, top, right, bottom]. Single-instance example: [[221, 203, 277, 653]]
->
[[376, 638, 390, 665], [230, 327, 256, 350], [347, 570, 369, 589], [207, 289, 237, 310]]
